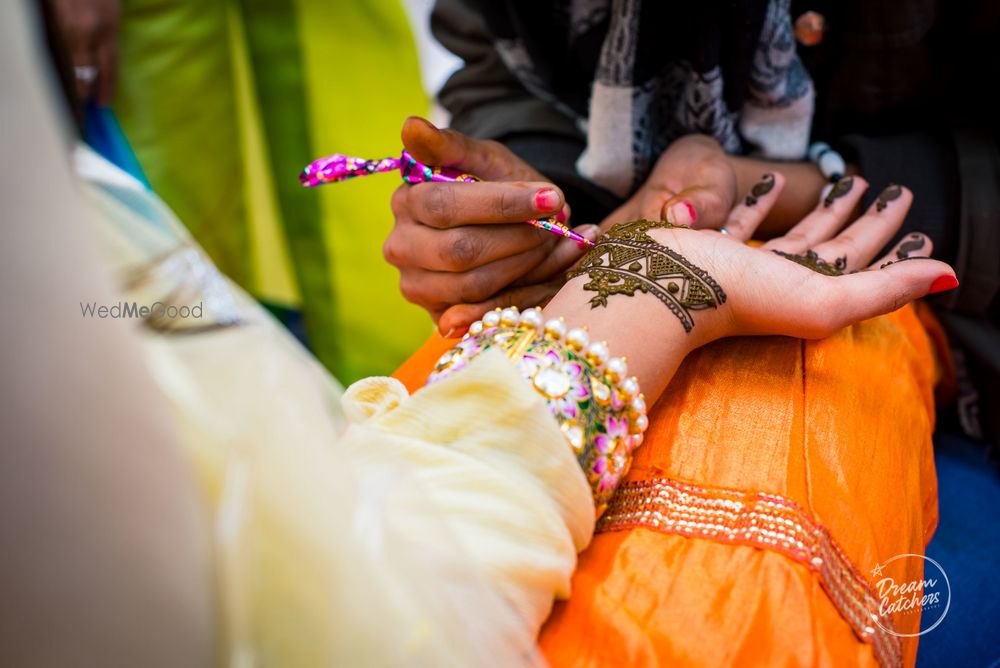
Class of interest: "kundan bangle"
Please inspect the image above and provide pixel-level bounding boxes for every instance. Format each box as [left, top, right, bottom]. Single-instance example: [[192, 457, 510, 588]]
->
[[427, 306, 648, 516]]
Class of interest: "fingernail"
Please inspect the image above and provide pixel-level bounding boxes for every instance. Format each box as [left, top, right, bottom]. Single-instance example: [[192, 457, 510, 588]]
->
[[534, 188, 560, 212], [413, 116, 439, 132], [666, 200, 697, 226], [928, 275, 959, 294], [443, 327, 456, 338], [556, 206, 569, 223]]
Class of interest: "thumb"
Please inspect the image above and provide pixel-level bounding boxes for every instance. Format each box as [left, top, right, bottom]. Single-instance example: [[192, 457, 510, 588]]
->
[[401, 116, 483, 173], [662, 186, 732, 230], [800, 259, 958, 338], [401, 116, 454, 165], [833, 259, 958, 323], [401, 116, 530, 180]]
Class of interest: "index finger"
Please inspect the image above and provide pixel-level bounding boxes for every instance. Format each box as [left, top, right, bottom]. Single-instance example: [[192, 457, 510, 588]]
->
[[408, 180, 565, 229]]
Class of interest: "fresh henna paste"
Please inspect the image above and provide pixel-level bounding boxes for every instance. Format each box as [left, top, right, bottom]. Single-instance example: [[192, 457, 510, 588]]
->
[[567, 220, 726, 333]]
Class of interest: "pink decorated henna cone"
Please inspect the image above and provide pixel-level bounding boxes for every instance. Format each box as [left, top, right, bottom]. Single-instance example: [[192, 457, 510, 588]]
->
[[300, 150, 594, 247]]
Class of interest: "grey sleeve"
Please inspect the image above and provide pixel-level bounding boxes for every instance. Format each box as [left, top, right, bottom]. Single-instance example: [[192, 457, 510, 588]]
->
[[430, 0, 622, 225], [430, 0, 579, 142]]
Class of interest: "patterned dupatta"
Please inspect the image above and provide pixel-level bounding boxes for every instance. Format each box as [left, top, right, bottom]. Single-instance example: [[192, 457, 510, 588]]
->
[[475, 0, 815, 196]]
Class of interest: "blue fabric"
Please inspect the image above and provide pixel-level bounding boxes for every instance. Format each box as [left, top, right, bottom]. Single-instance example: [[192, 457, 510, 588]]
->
[[82, 100, 150, 188], [917, 431, 1000, 666]]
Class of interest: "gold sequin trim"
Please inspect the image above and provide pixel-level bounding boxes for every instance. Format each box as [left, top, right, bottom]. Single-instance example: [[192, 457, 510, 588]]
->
[[598, 477, 902, 668]]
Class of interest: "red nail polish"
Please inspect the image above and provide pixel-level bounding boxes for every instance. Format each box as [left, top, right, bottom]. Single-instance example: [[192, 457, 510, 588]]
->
[[533, 188, 560, 212], [666, 200, 696, 227], [556, 207, 568, 223], [928, 275, 959, 294], [683, 200, 697, 224]]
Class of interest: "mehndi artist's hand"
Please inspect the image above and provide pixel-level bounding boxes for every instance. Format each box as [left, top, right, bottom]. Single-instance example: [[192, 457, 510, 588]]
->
[[384, 117, 599, 335], [545, 174, 956, 401]]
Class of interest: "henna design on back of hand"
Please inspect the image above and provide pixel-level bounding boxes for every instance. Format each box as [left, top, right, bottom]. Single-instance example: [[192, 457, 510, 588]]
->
[[566, 220, 726, 333]]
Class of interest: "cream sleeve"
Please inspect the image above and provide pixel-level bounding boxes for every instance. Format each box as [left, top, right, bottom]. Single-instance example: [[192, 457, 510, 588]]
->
[[342, 350, 595, 637], [75, 135, 595, 665]]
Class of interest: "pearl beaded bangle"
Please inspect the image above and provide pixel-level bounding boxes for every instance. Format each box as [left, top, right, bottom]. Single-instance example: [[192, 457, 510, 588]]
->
[[427, 306, 649, 516]]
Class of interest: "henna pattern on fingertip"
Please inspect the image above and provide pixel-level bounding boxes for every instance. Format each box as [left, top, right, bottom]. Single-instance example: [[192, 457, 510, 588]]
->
[[876, 184, 904, 212], [823, 176, 854, 208], [566, 220, 726, 333], [895, 233, 926, 259], [745, 173, 776, 207]]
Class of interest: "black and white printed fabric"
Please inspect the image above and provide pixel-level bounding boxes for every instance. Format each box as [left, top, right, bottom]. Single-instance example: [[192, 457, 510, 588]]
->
[[476, 0, 815, 196]]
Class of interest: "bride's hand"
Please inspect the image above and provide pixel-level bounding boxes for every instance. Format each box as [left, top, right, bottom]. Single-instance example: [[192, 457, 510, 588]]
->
[[545, 173, 957, 398], [711, 175, 954, 340]]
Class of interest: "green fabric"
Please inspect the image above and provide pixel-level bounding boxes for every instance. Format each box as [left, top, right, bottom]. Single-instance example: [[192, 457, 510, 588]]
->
[[235, 0, 338, 373], [116, 0, 249, 286], [115, 0, 433, 382], [294, 0, 434, 382]]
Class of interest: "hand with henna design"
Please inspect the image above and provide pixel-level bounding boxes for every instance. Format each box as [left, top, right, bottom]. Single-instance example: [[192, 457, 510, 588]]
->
[[434, 133, 735, 335], [544, 175, 956, 401]]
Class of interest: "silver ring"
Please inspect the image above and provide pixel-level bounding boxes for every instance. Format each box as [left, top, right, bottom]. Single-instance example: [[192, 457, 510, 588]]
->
[[74, 65, 99, 84], [719, 227, 731, 236]]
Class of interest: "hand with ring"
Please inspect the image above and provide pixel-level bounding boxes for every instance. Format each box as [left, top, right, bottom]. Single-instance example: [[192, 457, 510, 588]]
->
[[46, 0, 120, 105], [546, 172, 955, 400]]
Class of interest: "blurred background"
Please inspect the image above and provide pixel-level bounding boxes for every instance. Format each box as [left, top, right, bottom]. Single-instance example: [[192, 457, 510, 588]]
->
[[69, 0, 460, 383]]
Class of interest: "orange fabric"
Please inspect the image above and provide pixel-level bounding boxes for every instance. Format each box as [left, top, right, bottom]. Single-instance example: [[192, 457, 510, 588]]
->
[[393, 305, 941, 667], [393, 333, 457, 393], [913, 300, 957, 405]]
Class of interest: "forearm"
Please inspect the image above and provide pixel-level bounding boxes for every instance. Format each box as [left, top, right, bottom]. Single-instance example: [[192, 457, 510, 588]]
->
[[544, 277, 694, 402]]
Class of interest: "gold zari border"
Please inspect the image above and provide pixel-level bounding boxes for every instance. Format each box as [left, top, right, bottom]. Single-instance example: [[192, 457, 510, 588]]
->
[[597, 477, 903, 668]]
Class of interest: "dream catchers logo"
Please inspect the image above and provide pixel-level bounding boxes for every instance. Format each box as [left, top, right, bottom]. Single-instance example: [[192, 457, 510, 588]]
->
[[869, 553, 950, 637]]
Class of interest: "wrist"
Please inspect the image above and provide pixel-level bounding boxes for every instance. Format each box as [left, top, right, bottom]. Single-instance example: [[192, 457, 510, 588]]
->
[[545, 224, 727, 401], [543, 277, 694, 404]]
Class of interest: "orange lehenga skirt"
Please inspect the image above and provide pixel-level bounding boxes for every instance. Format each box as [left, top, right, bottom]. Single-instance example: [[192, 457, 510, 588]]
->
[[393, 303, 950, 668]]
